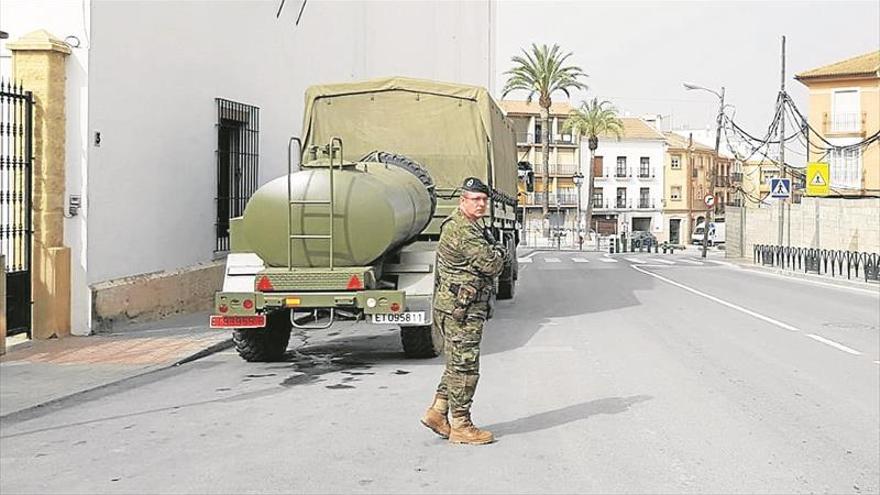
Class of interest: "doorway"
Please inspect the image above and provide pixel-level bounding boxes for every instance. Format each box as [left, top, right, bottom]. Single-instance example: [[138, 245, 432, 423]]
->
[[669, 219, 681, 244]]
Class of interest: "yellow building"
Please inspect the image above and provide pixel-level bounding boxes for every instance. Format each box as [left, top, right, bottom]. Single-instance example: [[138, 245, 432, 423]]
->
[[499, 100, 581, 233], [739, 159, 781, 206], [795, 50, 879, 196], [662, 132, 716, 244]]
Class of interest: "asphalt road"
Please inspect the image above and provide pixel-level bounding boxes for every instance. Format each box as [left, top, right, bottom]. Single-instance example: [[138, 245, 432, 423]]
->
[[1, 250, 878, 494]]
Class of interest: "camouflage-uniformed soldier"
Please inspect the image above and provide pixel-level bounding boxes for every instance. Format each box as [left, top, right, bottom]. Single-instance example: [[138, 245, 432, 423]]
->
[[421, 177, 506, 445]]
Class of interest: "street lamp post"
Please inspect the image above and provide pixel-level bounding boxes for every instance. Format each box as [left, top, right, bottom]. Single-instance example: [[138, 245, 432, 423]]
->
[[683, 82, 725, 259], [573, 171, 584, 250]]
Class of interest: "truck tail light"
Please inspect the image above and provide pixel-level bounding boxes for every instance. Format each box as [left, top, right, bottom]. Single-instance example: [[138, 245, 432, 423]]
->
[[347, 275, 363, 290], [243, 299, 254, 309], [256, 276, 274, 291]]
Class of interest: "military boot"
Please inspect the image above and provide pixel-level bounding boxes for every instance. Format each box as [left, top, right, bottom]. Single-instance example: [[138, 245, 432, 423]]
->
[[420, 394, 450, 438], [449, 412, 494, 445]]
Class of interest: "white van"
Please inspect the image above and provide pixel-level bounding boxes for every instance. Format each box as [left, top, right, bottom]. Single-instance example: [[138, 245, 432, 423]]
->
[[692, 221, 725, 246]]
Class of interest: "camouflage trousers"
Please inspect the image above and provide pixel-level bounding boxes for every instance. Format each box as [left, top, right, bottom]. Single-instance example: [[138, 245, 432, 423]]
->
[[432, 309, 484, 415]]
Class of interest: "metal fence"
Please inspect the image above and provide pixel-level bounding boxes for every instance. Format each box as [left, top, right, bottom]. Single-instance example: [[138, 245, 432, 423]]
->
[[215, 98, 260, 252], [0, 79, 34, 336], [753, 244, 879, 283]]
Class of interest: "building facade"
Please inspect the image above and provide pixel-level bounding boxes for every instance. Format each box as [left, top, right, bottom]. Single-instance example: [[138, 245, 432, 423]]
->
[[588, 118, 666, 239], [1, 0, 497, 336], [499, 100, 581, 240], [662, 132, 716, 244], [795, 50, 879, 197]]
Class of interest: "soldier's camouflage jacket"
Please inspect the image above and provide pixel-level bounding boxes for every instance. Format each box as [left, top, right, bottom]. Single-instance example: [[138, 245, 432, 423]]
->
[[433, 208, 505, 319]]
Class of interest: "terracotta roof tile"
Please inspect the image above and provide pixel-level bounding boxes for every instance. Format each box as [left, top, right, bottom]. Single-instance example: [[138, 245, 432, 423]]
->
[[795, 50, 880, 81], [663, 132, 715, 152], [600, 118, 665, 141]]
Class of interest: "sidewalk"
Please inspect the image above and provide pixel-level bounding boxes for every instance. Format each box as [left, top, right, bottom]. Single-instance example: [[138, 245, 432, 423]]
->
[[722, 256, 880, 291], [0, 312, 231, 418]]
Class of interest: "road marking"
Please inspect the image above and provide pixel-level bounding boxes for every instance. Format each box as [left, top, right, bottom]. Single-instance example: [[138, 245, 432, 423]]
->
[[571, 257, 589, 263], [517, 257, 533, 263], [805, 334, 862, 356], [649, 258, 676, 265], [677, 259, 704, 265], [626, 258, 646, 264], [521, 251, 541, 260], [705, 259, 736, 267], [598, 258, 618, 263], [544, 258, 561, 263], [631, 265, 801, 332]]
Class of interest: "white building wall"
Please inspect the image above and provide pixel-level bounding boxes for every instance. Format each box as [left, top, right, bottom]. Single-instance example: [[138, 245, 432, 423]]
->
[[4, 0, 495, 334], [2, 0, 92, 334], [584, 139, 666, 236]]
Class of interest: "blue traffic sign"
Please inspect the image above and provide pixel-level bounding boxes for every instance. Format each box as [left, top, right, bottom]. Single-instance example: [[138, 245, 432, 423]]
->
[[769, 178, 792, 199]]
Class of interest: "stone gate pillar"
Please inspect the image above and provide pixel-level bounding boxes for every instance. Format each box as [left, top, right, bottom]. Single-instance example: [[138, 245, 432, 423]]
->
[[7, 30, 71, 339]]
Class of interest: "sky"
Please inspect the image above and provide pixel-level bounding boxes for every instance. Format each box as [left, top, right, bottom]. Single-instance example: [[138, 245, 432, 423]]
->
[[495, 0, 879, 136]]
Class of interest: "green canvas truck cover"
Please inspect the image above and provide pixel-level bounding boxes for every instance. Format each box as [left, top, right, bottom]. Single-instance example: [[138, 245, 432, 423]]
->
[[302, 77, 518, 197]]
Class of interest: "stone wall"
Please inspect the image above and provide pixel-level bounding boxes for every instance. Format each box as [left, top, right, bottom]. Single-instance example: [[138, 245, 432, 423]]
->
[[726, 197, 880, 259], [91, 261, 224, 332]]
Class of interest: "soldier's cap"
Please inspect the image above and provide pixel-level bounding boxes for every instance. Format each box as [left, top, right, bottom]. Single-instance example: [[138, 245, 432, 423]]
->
[[461, 177, 490, 196]]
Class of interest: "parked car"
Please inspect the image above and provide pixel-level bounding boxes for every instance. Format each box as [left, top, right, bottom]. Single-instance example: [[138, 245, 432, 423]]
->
[[692, 221, 726, 246], [630, 230, 657, 247]]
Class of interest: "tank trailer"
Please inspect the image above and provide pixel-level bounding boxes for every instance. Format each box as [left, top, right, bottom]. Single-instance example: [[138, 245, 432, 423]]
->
[[210, 78, 521, 361]]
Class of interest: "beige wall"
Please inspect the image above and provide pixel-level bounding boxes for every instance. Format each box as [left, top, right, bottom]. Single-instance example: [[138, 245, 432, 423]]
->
[[804, 77, 880, 194], [726, 197, 880, 258]]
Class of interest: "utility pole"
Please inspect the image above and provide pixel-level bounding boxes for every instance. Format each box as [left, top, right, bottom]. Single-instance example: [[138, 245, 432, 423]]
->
[[778, 35, 786, 246], [702, 87, 725, 259]]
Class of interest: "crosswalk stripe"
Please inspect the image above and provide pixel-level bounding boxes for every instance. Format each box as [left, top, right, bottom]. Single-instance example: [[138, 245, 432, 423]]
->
[[571, 258, 589, 263], [517, 258, 533, 263], [649, 258, 676, 265], [677, 259, 704, 265], [598, 258, 618, 263], [626, 258, 646, 264], [545, 258, 561, 263]]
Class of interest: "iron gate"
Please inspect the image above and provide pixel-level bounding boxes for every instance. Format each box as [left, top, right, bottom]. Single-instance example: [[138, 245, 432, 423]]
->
[[0, 80, 33, 337]]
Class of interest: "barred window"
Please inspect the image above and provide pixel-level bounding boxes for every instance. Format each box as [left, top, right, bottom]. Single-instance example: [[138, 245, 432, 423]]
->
[[215, 98, 260, 252]]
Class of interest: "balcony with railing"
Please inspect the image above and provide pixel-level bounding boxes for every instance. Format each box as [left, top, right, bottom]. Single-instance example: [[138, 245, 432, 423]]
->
[[516, 133, 580, 146], [526, 192, 579, 206], [823, 112, 867, 135], [550, 163, 579, 176], [637, 168, 656, 180]]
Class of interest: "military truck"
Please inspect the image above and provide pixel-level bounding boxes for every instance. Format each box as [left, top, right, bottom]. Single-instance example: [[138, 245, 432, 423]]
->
[[210, 77, 520, 361]]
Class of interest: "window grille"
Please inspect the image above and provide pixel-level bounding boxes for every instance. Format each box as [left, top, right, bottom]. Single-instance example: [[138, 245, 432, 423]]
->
[[215, 98, 260, 252], [592, 188, 603, 208], [616, 157, 627, 177], [639, 157, 651, 177], [830, 148, 861, 189]]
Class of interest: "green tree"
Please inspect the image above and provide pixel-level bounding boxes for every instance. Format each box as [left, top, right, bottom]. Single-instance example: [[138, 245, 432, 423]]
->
[[502, 44, 587, 233], [562, 98, 624, 237]]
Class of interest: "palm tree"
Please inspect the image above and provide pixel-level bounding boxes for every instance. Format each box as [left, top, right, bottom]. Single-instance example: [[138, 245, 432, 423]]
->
[[562, 98, 624, 238], [502, 44, 587, 234]]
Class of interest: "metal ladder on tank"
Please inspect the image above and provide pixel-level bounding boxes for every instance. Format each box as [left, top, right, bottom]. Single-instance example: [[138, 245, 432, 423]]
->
[[285, 136, 343, 329]]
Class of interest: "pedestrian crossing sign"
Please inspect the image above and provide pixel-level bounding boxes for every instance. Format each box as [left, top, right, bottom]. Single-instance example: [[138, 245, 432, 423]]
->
[[806, 162, 830, 196], [769, 177, 791, 199]]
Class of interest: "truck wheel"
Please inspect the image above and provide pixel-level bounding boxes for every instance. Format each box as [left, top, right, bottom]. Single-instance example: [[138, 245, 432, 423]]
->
[[401, 326, 438, 358], [233, 311, 291, 362], [497, 236, 517, 300], [497, 275, 515, 300]]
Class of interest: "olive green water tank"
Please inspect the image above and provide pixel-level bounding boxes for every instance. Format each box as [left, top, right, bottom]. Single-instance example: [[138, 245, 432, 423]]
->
[[241, 162, 434, 267]]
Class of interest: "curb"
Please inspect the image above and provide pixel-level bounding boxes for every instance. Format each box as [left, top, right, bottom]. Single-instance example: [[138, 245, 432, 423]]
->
[[728, 258, 880, 291], [0, 336, 234, 424]]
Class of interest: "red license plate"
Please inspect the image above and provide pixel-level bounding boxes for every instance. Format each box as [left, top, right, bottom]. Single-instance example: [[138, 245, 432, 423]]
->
[[210, 315, 266, 328]]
